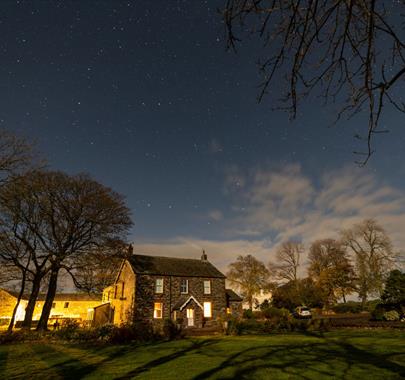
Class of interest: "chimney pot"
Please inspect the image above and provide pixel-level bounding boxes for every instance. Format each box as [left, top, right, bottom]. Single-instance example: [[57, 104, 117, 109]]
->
[[201, 249, 207, 261]]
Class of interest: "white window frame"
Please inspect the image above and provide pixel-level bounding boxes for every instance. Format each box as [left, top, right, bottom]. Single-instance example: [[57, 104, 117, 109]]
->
[[203, 302, 212, 318], [155, 278, 164, 293], [153, 302, 163, 319], [180, 279, 188, 294], [203, 280, 211, 294]]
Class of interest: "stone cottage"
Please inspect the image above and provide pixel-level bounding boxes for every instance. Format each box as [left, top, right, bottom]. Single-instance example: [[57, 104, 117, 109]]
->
[[94, 252, 243, 328], [0, 288, 100, 326]]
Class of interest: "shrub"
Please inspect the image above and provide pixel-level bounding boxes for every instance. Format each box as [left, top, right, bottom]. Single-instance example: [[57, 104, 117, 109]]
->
[[107, 324, 138, 344], [163, 319, 183, 340], [331, 302, 363, 314], [262, 306, 283, 320], [0, 330, 45, 344], [53, 319, 81, 340], [383, 310, 400, 321], [226, 317, 245, 336], [95, 323, 115, 340], [242, 309, 254, 319]]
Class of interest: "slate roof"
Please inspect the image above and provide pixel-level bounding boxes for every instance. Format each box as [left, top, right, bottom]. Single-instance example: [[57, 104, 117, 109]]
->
[[1, 288, 101, 302], [127, 254, 226, 278], [37, 293, 101, 302], [225, 289, 243, 302]]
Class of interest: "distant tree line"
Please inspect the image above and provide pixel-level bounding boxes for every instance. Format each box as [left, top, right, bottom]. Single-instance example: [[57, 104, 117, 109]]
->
[[227, 219, 402, 310], [0, 129, 133, 332]]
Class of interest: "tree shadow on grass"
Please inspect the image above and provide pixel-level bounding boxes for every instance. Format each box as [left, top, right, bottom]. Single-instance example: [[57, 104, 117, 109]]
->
[[191, 335, 405, 380], [115, 338, 218, 380], [0, 347, 8, 375], [31, 343, 135, 379]]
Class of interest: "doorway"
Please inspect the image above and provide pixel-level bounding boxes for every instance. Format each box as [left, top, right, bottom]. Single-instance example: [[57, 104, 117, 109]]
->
[[186, 308, 194, 327]]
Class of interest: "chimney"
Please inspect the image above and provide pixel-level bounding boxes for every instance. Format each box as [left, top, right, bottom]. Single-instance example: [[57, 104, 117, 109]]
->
[[201, 249, 207, 261], [128, 244, 133, 255]]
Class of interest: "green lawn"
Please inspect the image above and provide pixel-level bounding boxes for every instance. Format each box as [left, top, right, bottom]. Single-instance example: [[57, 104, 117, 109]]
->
[[0, 330, 404, 379]]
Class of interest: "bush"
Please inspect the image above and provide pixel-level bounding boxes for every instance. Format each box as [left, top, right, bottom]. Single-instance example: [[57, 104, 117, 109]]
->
[[383, 310, 400, 321], [0, 330, 45, 344], [225, 317, 245, 336], [53, 319, 81, 340], [243, 309, 254, 319], [107, 324, 138, 344], [163, 319, 183, 340], [371, 304, 386, 321], [262, 306, 284, 320], [331, 302, 363, 314]]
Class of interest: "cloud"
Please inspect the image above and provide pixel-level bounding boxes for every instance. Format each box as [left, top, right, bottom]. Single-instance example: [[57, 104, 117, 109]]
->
[[209, 138, 224, 154], [207, 209, 223, 222], [228, 164, 405, 251], [132, 237, 275, 273], [131, 164, 405, 279]]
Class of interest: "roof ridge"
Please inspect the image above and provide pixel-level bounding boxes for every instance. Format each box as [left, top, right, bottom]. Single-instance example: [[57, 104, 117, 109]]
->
[[131, 253, 205, 262]]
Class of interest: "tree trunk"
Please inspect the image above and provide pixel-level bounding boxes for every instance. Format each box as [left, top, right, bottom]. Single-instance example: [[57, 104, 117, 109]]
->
[[21, 273, 42, 329], [7, 269, 27, 333], [342, 292, 346, 303], [36, 268, 59, 331], [360, 294, 367, 310]]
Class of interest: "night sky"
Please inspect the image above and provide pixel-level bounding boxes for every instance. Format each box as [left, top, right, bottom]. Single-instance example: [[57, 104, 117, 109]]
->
[[2, 1, 405, 270]]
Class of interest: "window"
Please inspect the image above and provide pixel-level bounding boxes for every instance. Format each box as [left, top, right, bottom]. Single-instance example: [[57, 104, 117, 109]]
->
[[155, 278, 164, 293], [153, 302, 163, 319], [114, 285, 117, 299], [226, 307, 231, 314], [203, 302, 212, 318], [51, 302, 56, 309], [180, 279, 188, 294], [173, 311, 177, 321], [121, 282, 125, 298], [203, 280, 211, 294], [64, 302, 69, 309]]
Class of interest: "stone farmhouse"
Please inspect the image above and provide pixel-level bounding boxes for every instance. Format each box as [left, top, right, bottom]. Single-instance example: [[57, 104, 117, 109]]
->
[[94, 252, 243, 328], [0, 288, 100, 326]]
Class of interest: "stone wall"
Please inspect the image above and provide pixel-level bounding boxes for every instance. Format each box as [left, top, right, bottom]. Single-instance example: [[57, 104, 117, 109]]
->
[[0, 289, 102, 324], [105, 260, 136, 325], [0, 289, 19, 323], [134, 274, 227, 328]]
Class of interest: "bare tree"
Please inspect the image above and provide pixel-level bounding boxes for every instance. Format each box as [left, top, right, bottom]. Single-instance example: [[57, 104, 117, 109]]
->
[[69, 240, 129, 294], [341, 219, 397, 306], [223, 1, 405, 164], [0, 170, 132, 331], [270, 241, 303, 283], [0, 129, 37, 184], [0, 177, 51, 330], [308, 238, 356, 305], [227, 254, 271, 309]]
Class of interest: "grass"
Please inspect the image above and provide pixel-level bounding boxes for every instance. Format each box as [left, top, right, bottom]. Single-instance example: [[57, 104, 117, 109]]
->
[[0, 330, 404, 379]]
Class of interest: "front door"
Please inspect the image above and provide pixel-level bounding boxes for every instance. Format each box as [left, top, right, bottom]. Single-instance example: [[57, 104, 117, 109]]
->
[[186, 308, 194, 327]]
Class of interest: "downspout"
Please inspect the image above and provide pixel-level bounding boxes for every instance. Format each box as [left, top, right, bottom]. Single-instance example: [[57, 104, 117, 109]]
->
[[169, 276, 172, 318]]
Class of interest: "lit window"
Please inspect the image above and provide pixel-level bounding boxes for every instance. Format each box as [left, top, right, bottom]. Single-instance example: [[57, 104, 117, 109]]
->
[[64, 302, 69, 309], [203, 302, 212, 318], [180, 279, 188, 294], [155, 278, 164, 293], [52, 302, 56, 309], [203, 280, 211, 294], [173, 311, 177, 321], [226, 307, 231, 314], [154, 302, 163, 319]]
